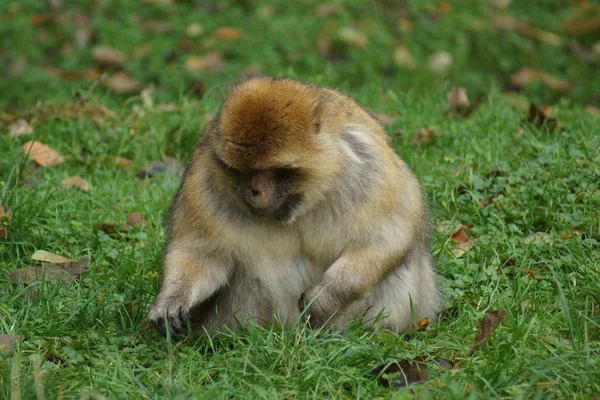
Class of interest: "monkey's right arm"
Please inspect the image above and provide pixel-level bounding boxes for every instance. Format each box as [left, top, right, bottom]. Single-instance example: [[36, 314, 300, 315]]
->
[[148, 235, 232, 335]]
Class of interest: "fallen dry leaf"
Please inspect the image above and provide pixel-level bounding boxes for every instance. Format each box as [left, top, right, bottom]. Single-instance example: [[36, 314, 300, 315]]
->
[[136, 157, 184, 179], [338, 27, 367, 49], [524, 231, 552, 245], [447, 86, 469, 111], [374, 357, 428, 389], [22, 141, 64, 167], [9, 119, 34, 137], [31, 250, 72, 264], [0, 334, 24, 355], [127, 212, 148, 227], [561, 13, 600, 37], [446, 87, 482, 117], [104, 72, 142, 94], [451, 224, 472, 243], [511, 67, 569, 92], [492, 14, 564, 46], [62, 176, 91, 192], [428, 51, 453, 74], [436, 220, 463, 235], [114, 156, 133, 168], [8, 256, 90, 285], [156, 102, 177, 112], [241, 64, 264, 76], [184, 52, 225, 72], [416, 317, 429, 331], [213, 27, 242, 40], [525, 103, 561, 131], [0, 200, 13, 239], [314, 4, 340, 17], [584, 105, 599, 117], [411, 126, 436, 145], [521, 268, 541, 281], [186, 22, 203, 37], [467, 310, 506, 356], [393, 44, 416, 70], [92, 46, 126, 69], [452, 240, 474, 258], [9, 266, 74, 284]]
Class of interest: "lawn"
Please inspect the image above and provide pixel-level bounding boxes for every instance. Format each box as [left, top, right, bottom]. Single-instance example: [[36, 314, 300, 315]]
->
[[1, 0, 599, 398]]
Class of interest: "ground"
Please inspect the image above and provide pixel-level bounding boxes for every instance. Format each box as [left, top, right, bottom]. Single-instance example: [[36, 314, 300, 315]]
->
[[1, 0, 599, 398]]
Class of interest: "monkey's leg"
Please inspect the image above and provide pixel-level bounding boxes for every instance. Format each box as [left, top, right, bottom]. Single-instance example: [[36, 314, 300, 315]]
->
[[299, 247, 402, 327], [148, 239, 232, 335]]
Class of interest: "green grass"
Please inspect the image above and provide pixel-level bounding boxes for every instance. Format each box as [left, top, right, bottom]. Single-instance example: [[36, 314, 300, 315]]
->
[[1, 0, 599, 398]]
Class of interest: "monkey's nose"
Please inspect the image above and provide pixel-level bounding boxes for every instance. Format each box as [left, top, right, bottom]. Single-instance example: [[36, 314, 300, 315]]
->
[[246, 186, 262, 203]]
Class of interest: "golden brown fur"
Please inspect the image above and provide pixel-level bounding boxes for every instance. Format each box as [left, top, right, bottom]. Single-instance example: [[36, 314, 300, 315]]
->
[[148, 77, 441, 335]]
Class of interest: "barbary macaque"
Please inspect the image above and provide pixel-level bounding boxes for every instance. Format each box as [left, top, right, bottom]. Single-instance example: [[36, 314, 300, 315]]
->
[[148, 76, 441, 336]]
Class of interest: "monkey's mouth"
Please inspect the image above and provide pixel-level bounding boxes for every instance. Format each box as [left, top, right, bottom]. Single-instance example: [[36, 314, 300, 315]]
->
[[243, 193, 303, 223]]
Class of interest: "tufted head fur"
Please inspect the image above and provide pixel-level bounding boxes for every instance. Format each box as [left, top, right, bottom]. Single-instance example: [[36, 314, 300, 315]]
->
[[211, 77, 324, 171]]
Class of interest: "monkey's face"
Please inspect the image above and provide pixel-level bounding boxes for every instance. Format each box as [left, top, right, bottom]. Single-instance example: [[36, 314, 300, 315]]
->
[[216, 158, 305, 222], [209, 77, 340, 223]]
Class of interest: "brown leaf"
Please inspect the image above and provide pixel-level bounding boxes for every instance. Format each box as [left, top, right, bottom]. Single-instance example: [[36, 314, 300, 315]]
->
[[525, 103, 561, 131], [428, 51, 453, 75], [452, 240, 474, 258], [511, 67, 569, 92], [141, 20, 172, 33], [0, 334, 24, 355], [338, 27, 367, 49], [22, 141, 64, 167], [585, 105, 599, 117], [446, 87, 482, 117], [114, 156, 133, 168], [521, 268, 541, 281], [561, 14, 600, 37], [127, 212, 148, 227], [9, 266, 74, 284], [314, 4, 340, 17], [492, 15, 564, 46], [9, 119, 34, 137], [374, 357, 428, 389], [62, 176, 91, 192], [416, 317, 429, 331], [31, 250, 72, 264], [136, 157, 184, 179], [186, 22, 203, 37], [411, 126, 436, 145], [213, 27, 242, 40], [92, 46, 126, 69], [0, 200, 13, 239], [104, 72, 142, 94], [8, 256, 89, 285], [393, 44, 416, 70], [467, 310, 506, 356], [524, 231, 552, 245], [436, 220, 462, 235], [184, 52, 225, 72], [451, 224, 472, 243]]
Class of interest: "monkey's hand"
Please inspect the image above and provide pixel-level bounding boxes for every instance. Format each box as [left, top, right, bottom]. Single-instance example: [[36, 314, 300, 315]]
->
[[298, 284, 345, 328], [299, 247, 403, 328], [148, 291, 194, 336], [148, 244, 232, 336]]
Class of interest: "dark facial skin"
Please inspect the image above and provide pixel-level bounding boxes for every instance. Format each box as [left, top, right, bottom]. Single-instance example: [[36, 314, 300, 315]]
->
[[214, 156, 304, 222]]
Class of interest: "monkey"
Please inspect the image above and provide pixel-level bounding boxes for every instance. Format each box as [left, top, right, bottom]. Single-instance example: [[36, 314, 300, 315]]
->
[[148, 76, 442, 336]]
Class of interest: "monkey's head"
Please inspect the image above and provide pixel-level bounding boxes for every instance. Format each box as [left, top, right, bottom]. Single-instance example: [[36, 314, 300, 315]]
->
[[210, 77, 341, 223]]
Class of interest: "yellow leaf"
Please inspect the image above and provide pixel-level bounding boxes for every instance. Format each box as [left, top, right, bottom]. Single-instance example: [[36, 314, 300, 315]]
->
[[22, 141, 64, 167]]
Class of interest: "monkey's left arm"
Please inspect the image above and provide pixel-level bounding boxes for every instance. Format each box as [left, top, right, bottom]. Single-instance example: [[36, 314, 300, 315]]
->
[[299, 218, 418, 327]]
